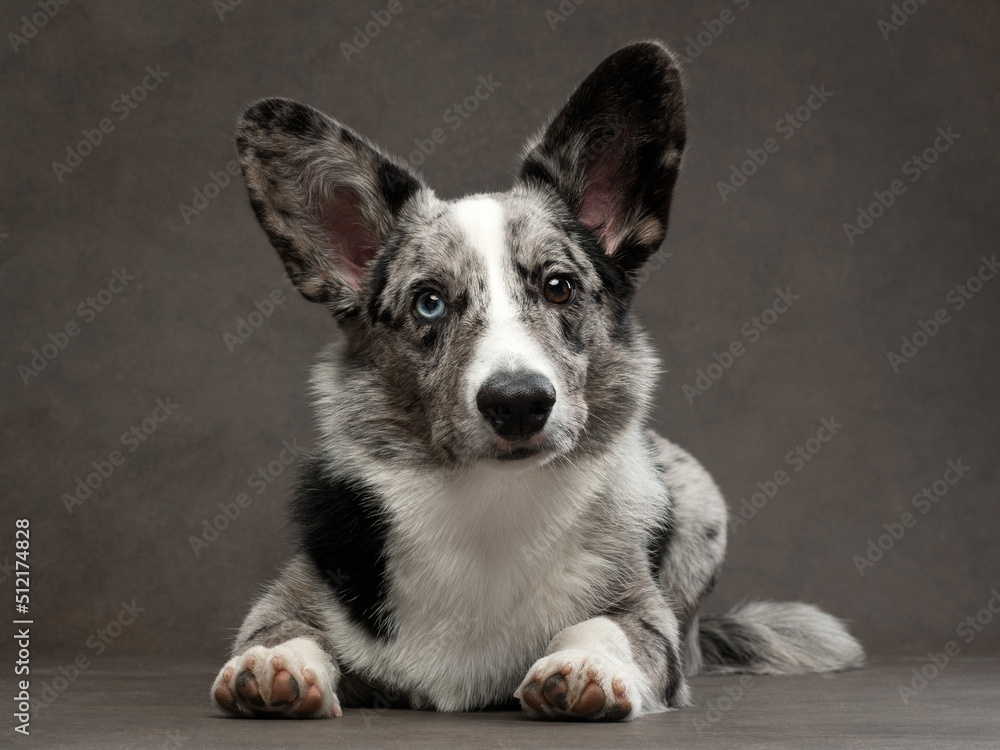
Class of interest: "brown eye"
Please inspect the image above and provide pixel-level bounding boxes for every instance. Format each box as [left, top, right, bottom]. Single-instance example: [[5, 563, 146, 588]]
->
[[543, 276, 574, 305]]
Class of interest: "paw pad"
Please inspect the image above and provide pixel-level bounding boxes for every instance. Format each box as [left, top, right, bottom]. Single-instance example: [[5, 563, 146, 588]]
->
[[210, 639, 341, 719], [516, 651, 635, 721]]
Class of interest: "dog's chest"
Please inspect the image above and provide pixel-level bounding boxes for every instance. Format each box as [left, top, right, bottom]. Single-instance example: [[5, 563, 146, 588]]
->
[[372, 464, 621, 709]]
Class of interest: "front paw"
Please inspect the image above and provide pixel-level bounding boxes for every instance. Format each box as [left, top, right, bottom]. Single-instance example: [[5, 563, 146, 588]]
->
[[515, 649, 638, 721], [211, 637, 341, 718]]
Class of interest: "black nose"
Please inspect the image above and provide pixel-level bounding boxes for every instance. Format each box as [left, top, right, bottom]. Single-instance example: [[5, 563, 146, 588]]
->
[[476, 372, 556, 440]]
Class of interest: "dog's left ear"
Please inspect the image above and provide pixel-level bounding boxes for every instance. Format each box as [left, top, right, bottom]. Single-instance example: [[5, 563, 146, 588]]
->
[[518, 41, 686, 275]]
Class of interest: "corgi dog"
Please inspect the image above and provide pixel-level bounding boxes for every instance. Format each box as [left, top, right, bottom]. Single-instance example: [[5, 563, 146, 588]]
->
[[211, 40, 863, 721]]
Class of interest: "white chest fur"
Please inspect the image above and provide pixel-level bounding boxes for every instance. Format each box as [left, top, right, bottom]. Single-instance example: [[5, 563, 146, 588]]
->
[[323, 431, 661, 710]]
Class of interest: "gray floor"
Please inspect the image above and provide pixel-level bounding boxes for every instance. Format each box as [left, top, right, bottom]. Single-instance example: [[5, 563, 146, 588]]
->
[[12, 656, 998, 749]]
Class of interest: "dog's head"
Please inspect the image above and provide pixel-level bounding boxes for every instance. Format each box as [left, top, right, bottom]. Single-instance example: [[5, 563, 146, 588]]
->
[[236, 42, 686, 471]]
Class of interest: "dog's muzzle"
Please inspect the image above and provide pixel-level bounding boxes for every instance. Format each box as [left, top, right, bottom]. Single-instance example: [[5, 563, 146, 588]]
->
[[476, 371, 555, 441]]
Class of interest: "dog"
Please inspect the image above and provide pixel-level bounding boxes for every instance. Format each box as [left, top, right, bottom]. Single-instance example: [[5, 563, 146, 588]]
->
[[211, 40, 864, 721]]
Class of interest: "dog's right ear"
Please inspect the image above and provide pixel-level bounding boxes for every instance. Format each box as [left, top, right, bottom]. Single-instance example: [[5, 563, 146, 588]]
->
[[236, 98, 427, 316]]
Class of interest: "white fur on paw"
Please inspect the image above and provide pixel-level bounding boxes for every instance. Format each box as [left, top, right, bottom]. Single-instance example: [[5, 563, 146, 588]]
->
[[211, 637, 341, 718], [514, 649, 647, 721]]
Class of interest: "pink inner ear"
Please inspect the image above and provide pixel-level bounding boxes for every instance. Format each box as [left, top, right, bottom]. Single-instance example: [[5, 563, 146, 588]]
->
[[577, 153, 625, 257], [320, 194, 379, 290], [578, 190, 620, 256]]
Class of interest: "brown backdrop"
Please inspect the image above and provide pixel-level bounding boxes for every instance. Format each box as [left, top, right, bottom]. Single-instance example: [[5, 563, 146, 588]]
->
[[2, 0, 998, 665]]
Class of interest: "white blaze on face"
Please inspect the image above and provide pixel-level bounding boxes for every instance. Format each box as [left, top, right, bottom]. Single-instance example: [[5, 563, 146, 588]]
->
[[450, 196, 561, 425]]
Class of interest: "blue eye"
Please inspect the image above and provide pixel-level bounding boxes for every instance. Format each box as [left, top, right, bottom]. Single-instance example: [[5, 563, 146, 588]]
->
[[414, 291, 446, 322]]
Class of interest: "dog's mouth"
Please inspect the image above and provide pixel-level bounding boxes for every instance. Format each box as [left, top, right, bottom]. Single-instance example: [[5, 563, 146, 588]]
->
[[484, 435, 549, 463], [494, 446, 544, 462]]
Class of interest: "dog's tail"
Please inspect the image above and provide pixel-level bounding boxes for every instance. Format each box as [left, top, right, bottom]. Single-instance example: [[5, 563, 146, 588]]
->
[[686, 601, 865, 676]]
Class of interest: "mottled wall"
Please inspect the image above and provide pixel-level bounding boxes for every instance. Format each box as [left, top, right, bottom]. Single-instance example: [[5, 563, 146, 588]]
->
[[2, 0, 998, 662]]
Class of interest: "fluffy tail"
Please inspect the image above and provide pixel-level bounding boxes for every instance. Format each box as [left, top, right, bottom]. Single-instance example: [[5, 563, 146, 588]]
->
[[686, 601, 865, 676]]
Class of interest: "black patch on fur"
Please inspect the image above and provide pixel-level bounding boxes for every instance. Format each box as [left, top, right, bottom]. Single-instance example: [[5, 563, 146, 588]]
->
[[646, 523, 673, 578], [518, 156, 557, 190], [281, 102, 324, 138], [242, 98, 280, 130], [646, 506, 674, 580], [337, 668, 413, 709], [290, 457, 393, 640], [339, 125, 362, 149], [253, 146, 282, 164], [646, 442, 675, 579], [366, 234, 406, 325], [245, 99, 325, 141], [243, 621, 291, 645], [377, 160, 421, 216], [663, 642, 684, 706], [420, 325, 440, 349], [638, 617, 672, 650], [237, 614, 338, 658], [561, 213, 632, 305], [699, 571, 719, 602], [601, 599, 686, 707], [609, 311, 636, 345], [559, 314, 585, 354], [698, 617, 764, 669]]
